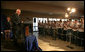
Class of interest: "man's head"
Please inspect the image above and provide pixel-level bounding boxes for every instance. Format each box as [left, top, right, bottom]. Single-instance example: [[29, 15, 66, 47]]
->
[[80, 17, 84, 23], [69, 19, 71, 22], [7, 17, 11, 22], [54, 21, 56, 24], [59, 20, 62, 23], [16, 9, 21, 16], [75, 19, 77, 21]]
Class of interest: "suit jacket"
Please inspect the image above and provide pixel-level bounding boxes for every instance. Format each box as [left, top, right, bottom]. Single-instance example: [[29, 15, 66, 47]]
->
[[5, 22, 11, 30], [11, 13, 21, 26]]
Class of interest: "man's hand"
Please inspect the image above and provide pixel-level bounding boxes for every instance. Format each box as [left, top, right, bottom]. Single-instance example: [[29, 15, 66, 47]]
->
[[21, 21, 24, 23], [1, 32, 3, 34]]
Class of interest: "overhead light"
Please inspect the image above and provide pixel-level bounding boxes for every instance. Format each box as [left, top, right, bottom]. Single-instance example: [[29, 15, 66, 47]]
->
[[67, 7, 71, 11], [71, 8, 76, 13], [65, 13, 69, 18]]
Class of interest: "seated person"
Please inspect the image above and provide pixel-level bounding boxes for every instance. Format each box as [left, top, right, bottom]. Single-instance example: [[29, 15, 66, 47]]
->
[[25, 26, 42, 51], [4, 17, 11, 40]]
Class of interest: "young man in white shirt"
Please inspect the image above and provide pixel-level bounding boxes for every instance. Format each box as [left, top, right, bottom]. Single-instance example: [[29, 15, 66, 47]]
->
[[77, 18, 84, 46], [57, 20, 62, 39], [63, 21, 68, 41], [38, 22, 42, 36], [52, 21, 57, 40], [48, 21, 51, 37], [66, 19, 73, 42], [72, 19, 79, 45]]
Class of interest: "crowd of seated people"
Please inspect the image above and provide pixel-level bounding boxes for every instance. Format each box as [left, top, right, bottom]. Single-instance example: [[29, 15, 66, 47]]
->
[[38, 17, 84, 47]]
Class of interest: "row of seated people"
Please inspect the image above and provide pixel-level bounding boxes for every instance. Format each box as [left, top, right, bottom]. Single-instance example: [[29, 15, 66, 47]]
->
[[38, 18, 84, 47]]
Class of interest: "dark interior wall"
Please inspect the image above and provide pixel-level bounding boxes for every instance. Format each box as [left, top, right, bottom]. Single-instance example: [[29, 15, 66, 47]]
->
[[1, 9, 64, 21], [1, 9, 15, 17]]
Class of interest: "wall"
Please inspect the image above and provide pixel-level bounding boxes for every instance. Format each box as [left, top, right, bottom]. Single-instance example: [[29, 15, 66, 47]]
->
[[1, 9, 64, 22]]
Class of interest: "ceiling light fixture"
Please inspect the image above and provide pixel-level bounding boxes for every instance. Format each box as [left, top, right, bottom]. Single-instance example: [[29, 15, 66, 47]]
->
[[67, 7, 71, 11], [71, 8, 76, 13], [65, 13, 69, 18]]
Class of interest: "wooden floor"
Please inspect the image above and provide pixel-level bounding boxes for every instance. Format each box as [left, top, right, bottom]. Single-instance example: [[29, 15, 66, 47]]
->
[[38, 35, 84, 51], [1, 35, 84, 51]]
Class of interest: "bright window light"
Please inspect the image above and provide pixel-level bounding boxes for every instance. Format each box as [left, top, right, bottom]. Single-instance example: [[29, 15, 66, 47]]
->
[[57, 19, 60, 21]]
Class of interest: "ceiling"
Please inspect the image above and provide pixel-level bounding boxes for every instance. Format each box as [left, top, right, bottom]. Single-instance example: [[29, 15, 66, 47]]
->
[[31, 1, 84, 9], [1, 1, 84, 17]]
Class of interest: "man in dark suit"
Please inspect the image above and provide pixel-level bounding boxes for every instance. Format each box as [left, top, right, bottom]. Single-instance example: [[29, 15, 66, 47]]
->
[[11, 9, 22, 45]]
